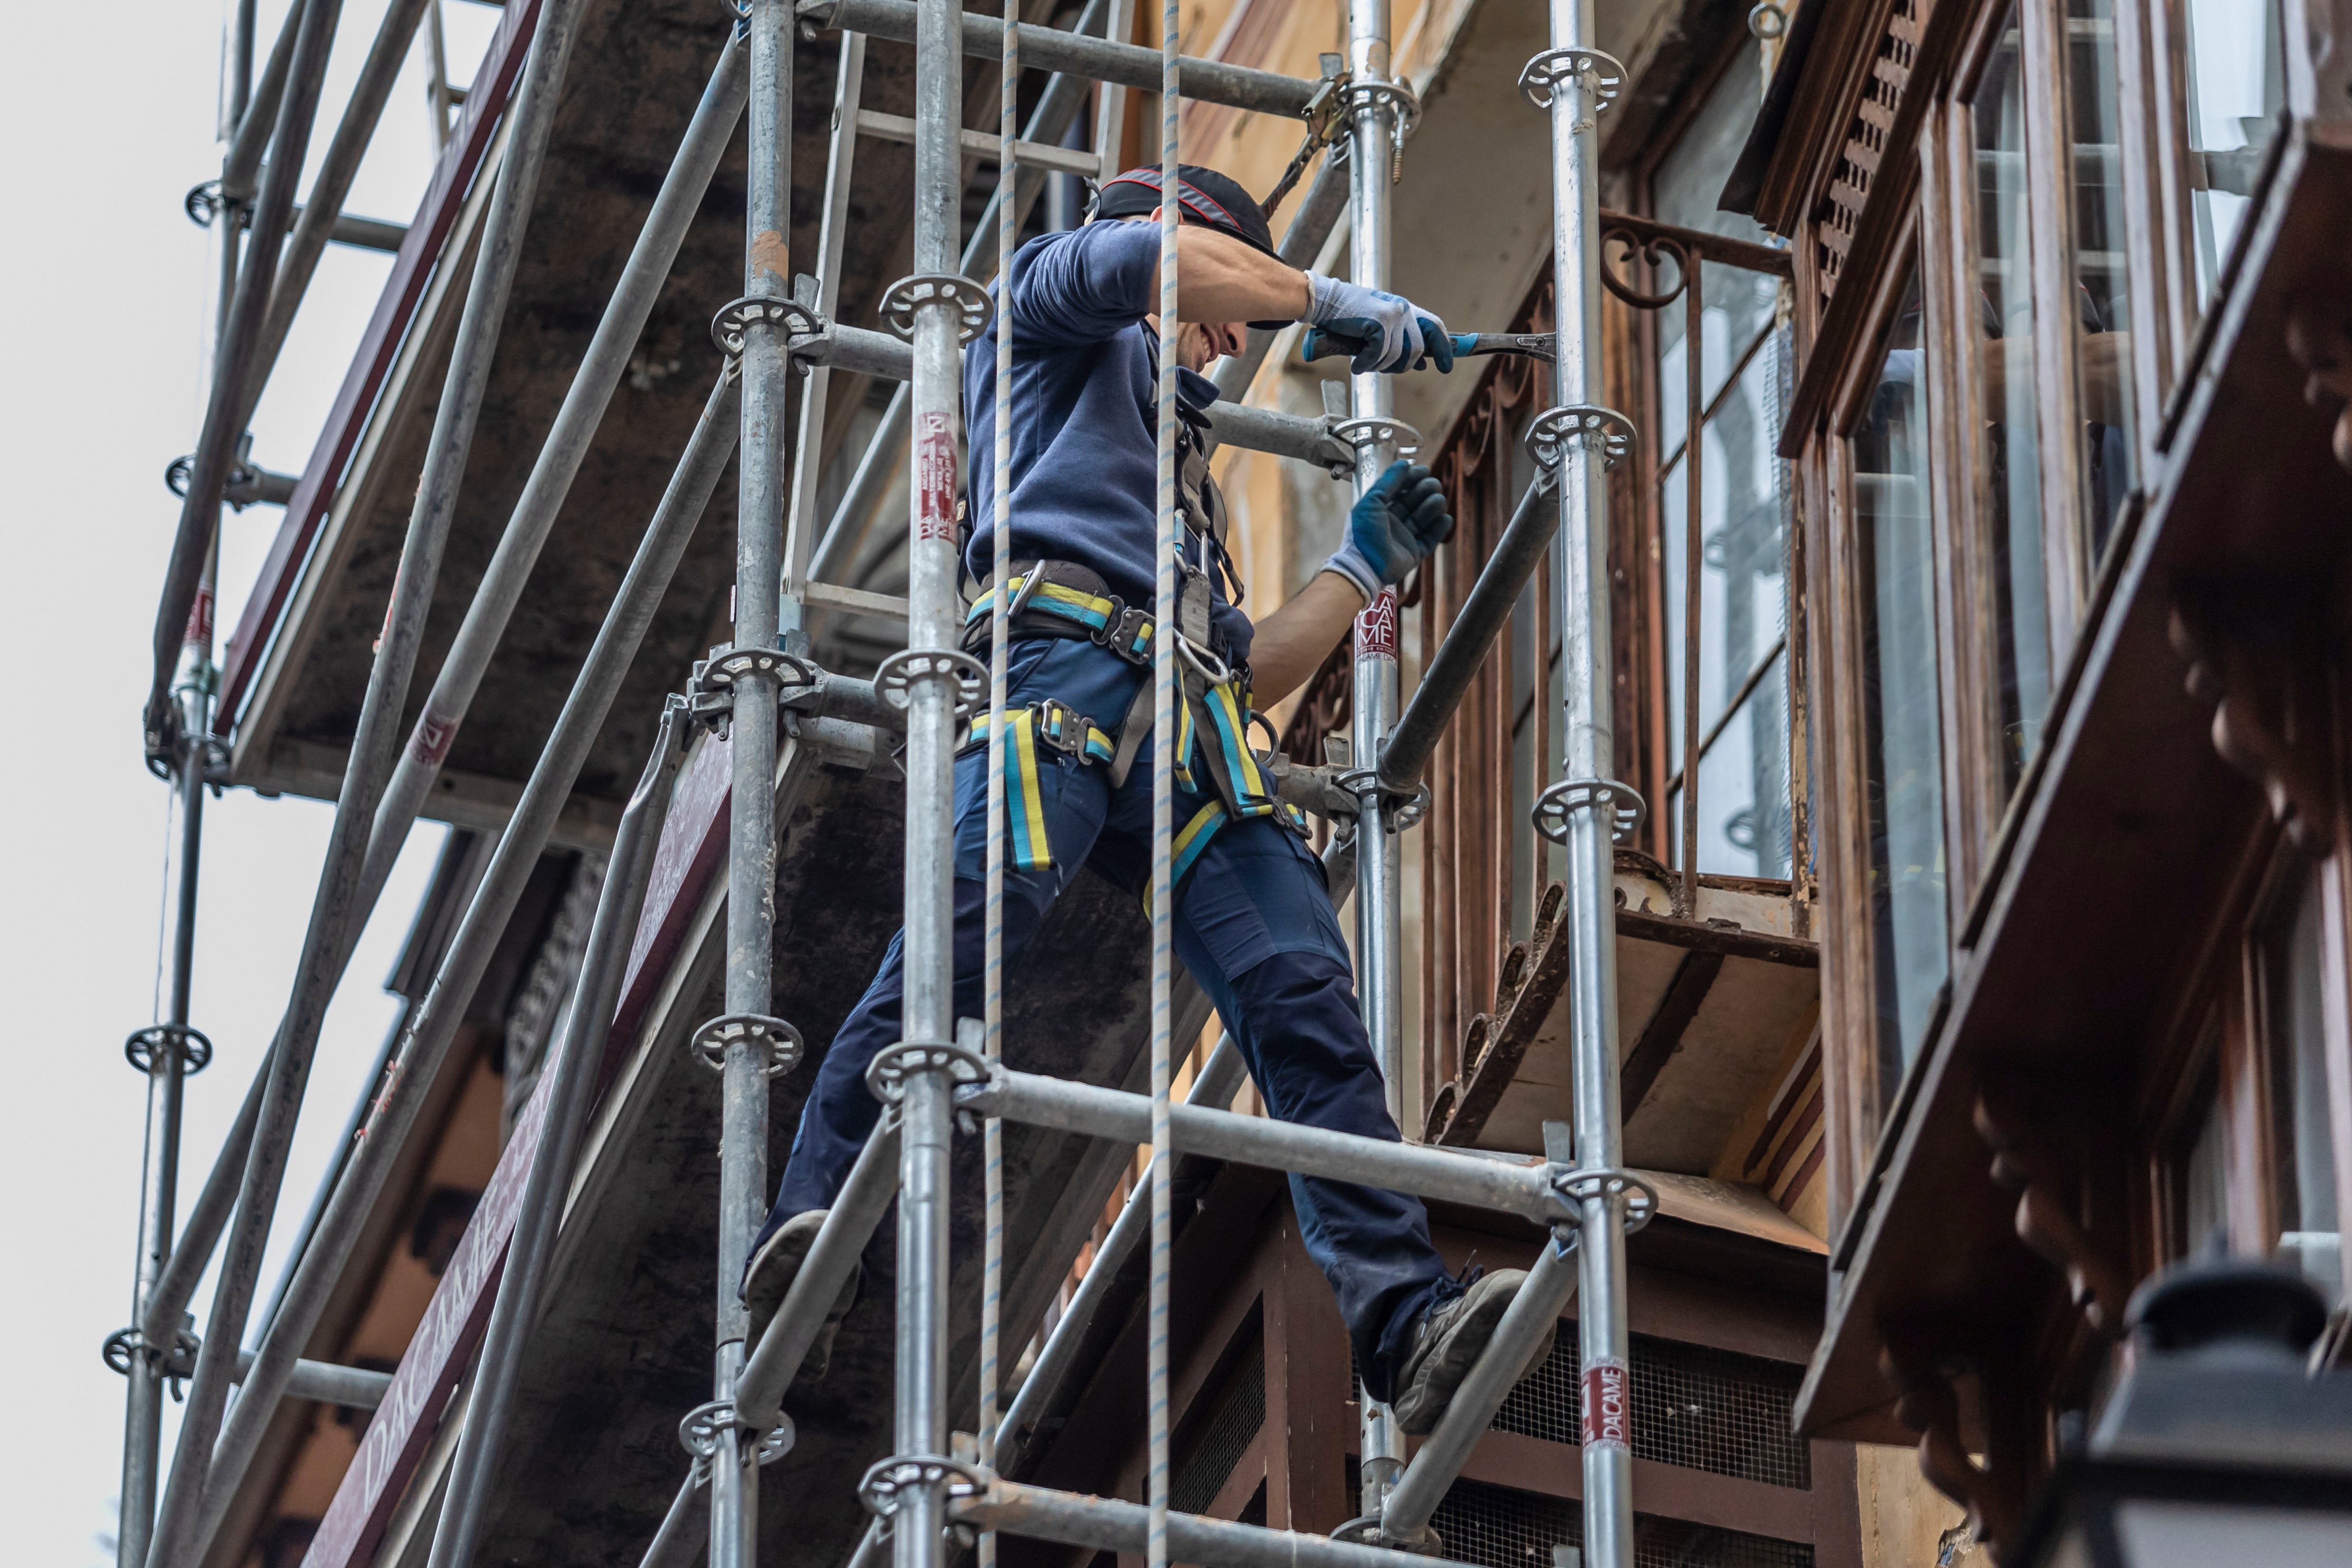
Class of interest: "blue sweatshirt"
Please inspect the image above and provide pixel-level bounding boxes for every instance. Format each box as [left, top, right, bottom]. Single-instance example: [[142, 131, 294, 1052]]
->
[[963, 220, 1252, 664]]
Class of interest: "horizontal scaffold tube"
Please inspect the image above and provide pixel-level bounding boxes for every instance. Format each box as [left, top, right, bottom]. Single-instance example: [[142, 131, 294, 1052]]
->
[[227, 1349, 392, 1410], [960, 1070, 1566, 1224], [798, 0, 1319, 116], [954, 1478, 1425, 1568], [1379, 471, 1555, 795], [992, 1036, 1245, 1479], [794, 323, 1347, 469]]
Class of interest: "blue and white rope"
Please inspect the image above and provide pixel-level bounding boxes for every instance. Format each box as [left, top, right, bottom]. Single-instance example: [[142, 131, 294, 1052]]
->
[[978, 11, 1018, 1568], [1148, 5, 1180, 1568]]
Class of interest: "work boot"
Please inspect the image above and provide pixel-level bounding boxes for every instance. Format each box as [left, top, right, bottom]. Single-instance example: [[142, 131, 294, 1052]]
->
[[1389, 1268, 1556, 1434], [741, 1210, 861, 1381]]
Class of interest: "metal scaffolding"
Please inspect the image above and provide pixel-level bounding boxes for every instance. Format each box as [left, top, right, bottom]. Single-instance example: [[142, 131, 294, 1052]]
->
[[120, 2, 1658, 1566]]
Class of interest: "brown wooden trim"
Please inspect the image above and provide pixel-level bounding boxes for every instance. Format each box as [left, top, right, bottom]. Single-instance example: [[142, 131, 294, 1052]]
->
[[1617, 909, 1821, 967], [1446, 1432, 1821, 1545], [2021, 0, 2091, 666], [1779, 0, 1973, 457], [1752, 0, 1914, 237], [1621, 950, 1726, 1114]]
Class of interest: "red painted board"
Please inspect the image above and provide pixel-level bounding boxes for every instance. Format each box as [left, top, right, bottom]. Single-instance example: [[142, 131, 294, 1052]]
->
[[295, 726, 734, 1566], [218, 0, 544, 727], [298, 1071, 551, 1568]]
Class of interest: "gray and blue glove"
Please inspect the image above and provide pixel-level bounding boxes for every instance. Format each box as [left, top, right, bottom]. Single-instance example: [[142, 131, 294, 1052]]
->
[[1323, 461, 1454, 602], [1300, 274, 1455, 374]]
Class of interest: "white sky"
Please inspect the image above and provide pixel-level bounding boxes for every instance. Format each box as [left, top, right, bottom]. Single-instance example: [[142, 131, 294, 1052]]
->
[[0, 3, 507, 1560]]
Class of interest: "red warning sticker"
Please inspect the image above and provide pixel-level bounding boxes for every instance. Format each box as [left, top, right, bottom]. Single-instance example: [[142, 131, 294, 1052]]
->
[[1581, 1358, 1630, 1450], [916, 411, 958, 543], [411, 709, 459, 768], [185, 585, 214, 648], [1353, 588, 1398, 660]]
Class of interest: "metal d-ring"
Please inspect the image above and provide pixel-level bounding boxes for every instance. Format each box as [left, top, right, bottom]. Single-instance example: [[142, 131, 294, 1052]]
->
[[679, 1399, 795, 1465], [125, 1023, 214, 1075], [1554, 1167, 1660, 1235], [1525, 404, 1637, 473], [873, 648, 989, 720], [1518, 47, 1627, 113], [864, 1040, 990, 1107], [1174, 634, 1231, 690], [1532, 776, 1646, 846], [858, 1454, 993, 1518], [877, 273, 994, 344], [710, 295, 823, 357], [689, 1013, 803, 1078], [1330, 414, 1423, 458]]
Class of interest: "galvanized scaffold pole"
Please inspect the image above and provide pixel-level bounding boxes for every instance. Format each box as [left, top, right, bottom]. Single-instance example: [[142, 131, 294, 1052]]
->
[[976, 10, 1021, 1568], [1526, 5, 1646, 1566], [708, 1, 803, 1564], [1337, 0, 1414, 1522], [863, 0, 985, 1562], [114, 536, 220, 1568]]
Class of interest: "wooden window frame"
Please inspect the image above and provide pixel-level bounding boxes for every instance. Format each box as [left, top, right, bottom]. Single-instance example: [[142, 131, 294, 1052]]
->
[[1817, 215, 1948, 1231]]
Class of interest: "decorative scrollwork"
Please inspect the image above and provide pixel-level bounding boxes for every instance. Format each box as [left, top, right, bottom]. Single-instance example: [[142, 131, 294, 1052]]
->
[[1598, 226, 1691, 311], [1881, 1342, 2025, 1551], [2168, 593, 2335, 852], [1972, 1084, 2130, 1335]]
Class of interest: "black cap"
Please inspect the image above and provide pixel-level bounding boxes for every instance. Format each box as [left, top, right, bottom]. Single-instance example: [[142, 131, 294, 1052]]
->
[[1091, 164, 1278, 259]]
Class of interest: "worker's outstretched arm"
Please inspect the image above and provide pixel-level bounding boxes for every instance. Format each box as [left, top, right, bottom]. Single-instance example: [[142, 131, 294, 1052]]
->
[[1147, 220, 1455, 375], [1249, 462, 1454, 705]]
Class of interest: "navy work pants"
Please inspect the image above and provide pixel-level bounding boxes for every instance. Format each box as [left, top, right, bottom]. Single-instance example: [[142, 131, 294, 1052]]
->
[[756, 637, 1458, 1401]]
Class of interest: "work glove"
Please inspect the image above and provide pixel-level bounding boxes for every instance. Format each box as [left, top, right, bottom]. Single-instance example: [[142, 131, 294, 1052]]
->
[[1322, 461, 1454, 602], [1300, 274, 1455, 374]]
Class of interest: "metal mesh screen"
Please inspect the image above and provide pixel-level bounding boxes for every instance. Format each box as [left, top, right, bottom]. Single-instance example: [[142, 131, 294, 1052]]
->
[[1171, 1337, 1266, 1516], [1489, 1326, 1811, 1490], [1424, 1476, 1813, 1568]]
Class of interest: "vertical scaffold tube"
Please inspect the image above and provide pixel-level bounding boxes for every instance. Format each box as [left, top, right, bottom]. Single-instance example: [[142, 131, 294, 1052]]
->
[[718, 4, 793, 1566], [1147, 5, 1179, 1568], [976, 12, 1020, 1568], [1539, 3, 1635, 1565], [119, 538, 217, 1568], [889, 0, 965, 1564], [1341, 0, 1408, 1517]]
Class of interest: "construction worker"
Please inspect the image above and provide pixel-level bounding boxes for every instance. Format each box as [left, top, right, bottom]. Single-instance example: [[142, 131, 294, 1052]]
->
[[746, 165, 1551, 1434]]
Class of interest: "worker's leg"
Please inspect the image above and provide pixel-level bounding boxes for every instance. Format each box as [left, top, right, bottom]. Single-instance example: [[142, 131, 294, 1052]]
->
[[1165, 815, 1461, 1405], [754, 639, 1134, 1252]]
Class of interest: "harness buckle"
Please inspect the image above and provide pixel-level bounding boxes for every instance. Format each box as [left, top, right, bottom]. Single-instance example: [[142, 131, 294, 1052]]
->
[[1095, 605, 1153, 665], [1033, 699, 1095, 758]]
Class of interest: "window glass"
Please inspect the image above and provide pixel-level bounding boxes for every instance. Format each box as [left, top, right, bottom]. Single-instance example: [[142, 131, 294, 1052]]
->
[[2183, 1072, 2230, 1255], [1851, 271, 1949, 1098], [1653, 55, 1783, 459], [1662, 332, 1792, 878], [2266, 867, 2344, 1303], [1971, 10, 2051, 796], [2181, 0, 2285, 303], [2064, 0, 2139, 557]]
